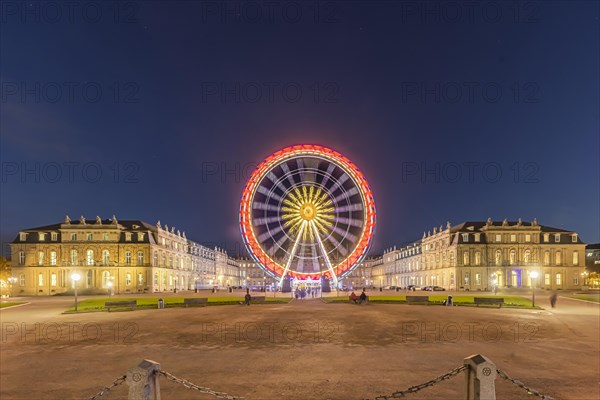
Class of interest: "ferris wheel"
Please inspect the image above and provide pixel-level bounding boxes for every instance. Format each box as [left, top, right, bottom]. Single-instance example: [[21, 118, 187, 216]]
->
[[240, 145, 376, 286]]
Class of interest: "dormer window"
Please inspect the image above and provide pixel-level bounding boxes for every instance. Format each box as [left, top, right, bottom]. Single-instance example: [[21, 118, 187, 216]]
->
[[474, 233, 481, 242], [51, 232, 58, 241], [125, 233, 132, 241], [138, 232, 145, 241], [19, 232, 27, 241], [572, 234, 578, 243], [543, 234, 549, 243], [38, 233, 45, 241], [555, 234, 560, 242], [462, 234, 469, 242]]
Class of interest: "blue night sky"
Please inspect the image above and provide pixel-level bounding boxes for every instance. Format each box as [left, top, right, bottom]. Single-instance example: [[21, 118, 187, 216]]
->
[[1, 1, 598, 256]]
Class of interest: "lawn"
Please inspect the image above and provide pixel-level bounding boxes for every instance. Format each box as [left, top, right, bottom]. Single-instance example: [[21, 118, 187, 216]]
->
[[566, 293, 600, 303], [323, 294, 533, 307], [66, 296, 291, 312], [0, 302, 27, 309]]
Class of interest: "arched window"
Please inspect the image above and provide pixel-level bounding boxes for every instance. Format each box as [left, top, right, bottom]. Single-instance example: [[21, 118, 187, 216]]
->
[[509, 249, 516, 265], [137, 251, 144, 266], [86, 270, 93, 288], [463, 251, 470, 265], [102, 271, 110, 288], [125, 251, 132, 265], [555, 251, 562, 265], [102, 250, 110, 266], [86, 250, 94, 266], [475, 251, 481, 266], [153, 252, 158, 267], [544, 251, 550, 265], [495, 250, 502, 266], [524, 250, 531, 264], [70, 249, 78, 265]]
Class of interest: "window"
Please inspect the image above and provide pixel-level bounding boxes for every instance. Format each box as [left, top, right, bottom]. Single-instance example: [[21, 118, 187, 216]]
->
[[463, 251, 470, 265], [39, 232, 45, 241], [70, 249, 78, 265], [462, 234, 469, 242], [86, 250, 94, 266], [509, 249, 516, 265], [125, 233, 132, 241], [137, 251, 144, 266], [572, 234, 578, 243], [37, 251, 44, 266], [474, 233, 481, 242], [126, 273, 131, 286], [86, 270, 92, 288], [554, 234, 560, 242], [573, 277, 579, 285], [510, 234, 516, 242], [162, 254, 166, 267], [19, 273, 25, 286], [464, 272, 469, 284], [19, 232, 27, 241], [51, 232, 58, 241], [525, 234, 531, 242], [524, 250, 531, 264], [475, 251, 481, 265], [102, 271, 110, 288], [103, 233, 109, 241], [87, 233, 93, 241], [125, 251, 132, 265], [162, 238, 166, 246], [19, 251, 25, 265], [543, 251, 550, 265], [70, 233, 77, 241], [102, 250, 110, 266], [544, 273, 550, 285], [495, 250, 502, 266], [153, 252, 158, 267], [475, 273, 481, 285], [154, 272, 158, 286], [555, 251, 562, 265], [495, 234, 502, 242], [543, 234, 549, 243], [573, 251, 579, 266], [138, 232, 145, 241], [137, 273, 143, 286], [50, 251, 57, 266], [38, 273, 44, 287], [556, 273, 562, 285]]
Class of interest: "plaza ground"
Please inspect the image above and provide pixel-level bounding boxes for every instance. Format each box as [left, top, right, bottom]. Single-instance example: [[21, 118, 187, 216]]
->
[[0, 290, 598, 399]]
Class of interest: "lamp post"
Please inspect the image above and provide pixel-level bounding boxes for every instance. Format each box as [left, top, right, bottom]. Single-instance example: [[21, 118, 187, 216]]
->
[[107, 281, 113, 298], [529, 271, 538, 307], [581, 271, 588, 290], [71, 273, 81, 311], [7, 276, 17, 297]]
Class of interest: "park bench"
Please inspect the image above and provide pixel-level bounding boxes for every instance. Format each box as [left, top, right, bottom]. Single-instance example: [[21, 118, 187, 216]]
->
[[252, 296, 266, 303], [105, 300, 137, 312], [349, 295, 369, 304], [406, 296, 429, 305], [473, 297, 504, 308], [183, 298, 208, 307]]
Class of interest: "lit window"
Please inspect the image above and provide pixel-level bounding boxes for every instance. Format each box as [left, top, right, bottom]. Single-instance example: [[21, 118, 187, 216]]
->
[[38, 251, 44, 266], [572, 234, 577, 243], [51, 273, 57, 287], [573, 251, 579, 266], [125, 251, 132, 265], [102, 250, 110, 266], [555, 251, 562, 265], [544, 273, 550, 285], [19, 251, 25, 265], [510, 234, 516, 242], [137, 273, 143, 286], [71, 233, 77, 241], [555, 234, 560, 242], [103, 233, 109, 241], [19, 232, 27, 241], [464, 272, 469, 284], [555, 273, 562, 285], [51, 232, 58, 241], [137, 251, 144, 266], [39, 233, 45, 241], [87, 250, 94, 265], [138, 232, 145, 241], [475, 273, 481, 285], [125, 233, 132, 241], [463, 251, 469, 265], [475, 251, 481, 265], [126, 273, 132, 286], [19, 274, 25, 286], [543, 234, 549, 243], [87, 233, 93, 241], [50, 251, 57, 266], [543, 251, 550, 265], [38, 273, 44, 287], [525, 234, 531, 242], [495, 234, 502, 242], [70, 249, 78, 265], [474, 233, 481, 242]]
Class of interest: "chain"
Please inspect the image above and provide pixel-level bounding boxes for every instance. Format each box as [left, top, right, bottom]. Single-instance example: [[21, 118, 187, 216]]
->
[[496, 369, 554, 400], [372, 365, 467, 399], [85, 375, 126, 400], [159, 370, 245, 399]]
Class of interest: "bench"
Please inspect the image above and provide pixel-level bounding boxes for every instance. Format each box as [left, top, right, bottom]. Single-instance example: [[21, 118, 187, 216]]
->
[[105, 300, 137, 312], [252, 296, 266, 303], [349, 295, 369, 304], [406, 296, 429, 305], [474, 297, 504, 308], [183, 298, 208, 307]]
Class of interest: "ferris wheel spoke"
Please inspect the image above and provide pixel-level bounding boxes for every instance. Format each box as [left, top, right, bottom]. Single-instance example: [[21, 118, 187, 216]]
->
[[310, 221, 338, 286], [280, 162, 296, 187], [254, 216, 283, 226], [267, 172, 288, 193], [258, 225, 284, 242], [333, 186, 359, 203], [331, 225, 358, 243], [257, 185, 283, 202], [253, 202, 281, 212], [328, 173, 349, 194], [326, 235, 348, 256], [279, 221, 306, 286], [319, 164, 336, 187], [335, 216, 364, 228], [335, 203, 363, 213], [267, 234, 289, 257]]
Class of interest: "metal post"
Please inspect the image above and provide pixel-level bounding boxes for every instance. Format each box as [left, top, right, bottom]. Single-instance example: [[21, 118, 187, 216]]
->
[[464, 354, 497, 400], [127, 359, 161, 400]]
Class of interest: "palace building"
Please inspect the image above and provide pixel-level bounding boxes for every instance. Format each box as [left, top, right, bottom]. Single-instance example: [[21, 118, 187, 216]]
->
[[8, 216, 586, 295]]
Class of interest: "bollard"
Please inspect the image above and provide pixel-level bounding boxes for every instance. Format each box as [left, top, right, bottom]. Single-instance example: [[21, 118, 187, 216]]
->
[[464, 354, 497, 400], [127, 359, 161, 400], [157, 299, 164, 309]]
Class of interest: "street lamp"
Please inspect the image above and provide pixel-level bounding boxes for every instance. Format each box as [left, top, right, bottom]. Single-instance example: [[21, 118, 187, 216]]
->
[[529, 271, 539, 307], [581, 271, 589, 290], [71, 273, 81, 311], [107, 281, 113, 298], [7, 276, 17, 297]]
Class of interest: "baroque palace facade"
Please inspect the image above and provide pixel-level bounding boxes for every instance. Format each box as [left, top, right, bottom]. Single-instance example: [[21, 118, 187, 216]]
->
[[9, 216, 586, 295]]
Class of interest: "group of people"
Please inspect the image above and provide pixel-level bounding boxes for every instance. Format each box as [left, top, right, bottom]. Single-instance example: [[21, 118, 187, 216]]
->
[[294, 287, 319, 299], [349, 289, 368, 304]]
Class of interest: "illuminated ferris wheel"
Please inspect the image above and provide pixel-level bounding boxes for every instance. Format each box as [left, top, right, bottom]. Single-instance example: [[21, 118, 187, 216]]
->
[[240, 145, 376, 286]]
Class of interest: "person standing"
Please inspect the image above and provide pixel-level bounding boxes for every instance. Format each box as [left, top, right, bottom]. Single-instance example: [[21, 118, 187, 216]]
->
[[245, 289, 252, 306], [550, 293, 558, 308]]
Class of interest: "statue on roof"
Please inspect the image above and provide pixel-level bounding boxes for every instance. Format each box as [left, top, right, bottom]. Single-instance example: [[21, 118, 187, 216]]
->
[[79, 216, 86, 225], [517, 218, 522, 226], [486, 218, 492, 226], [64, 215, 71, 224], [96, 216, 102, 224], [532, 218, 538, 226], [447, 221, 451, 230], [433, 227, 437, 234], [156, 220, 161, 229], [502, 218, 508, 226], [112, 215, 118, 225], [171, 226, 175, 233], [164, 224, 169, 231]]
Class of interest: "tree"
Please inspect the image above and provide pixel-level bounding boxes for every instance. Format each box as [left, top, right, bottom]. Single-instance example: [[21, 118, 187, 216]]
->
[[0, 257, 10, 282]]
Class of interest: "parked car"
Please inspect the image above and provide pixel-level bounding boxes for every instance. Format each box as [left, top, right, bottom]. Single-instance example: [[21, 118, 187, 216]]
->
[[432, 286, 446, 291], [422, 286, 433, 291], [406, 285, 421, 291]]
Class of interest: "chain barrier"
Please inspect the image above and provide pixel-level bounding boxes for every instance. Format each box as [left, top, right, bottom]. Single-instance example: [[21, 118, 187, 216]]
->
[[497, 368, 554, 400], [159, 369, 245, 399], [85, 375, 126, 400], [372, 365, 467, 399]]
